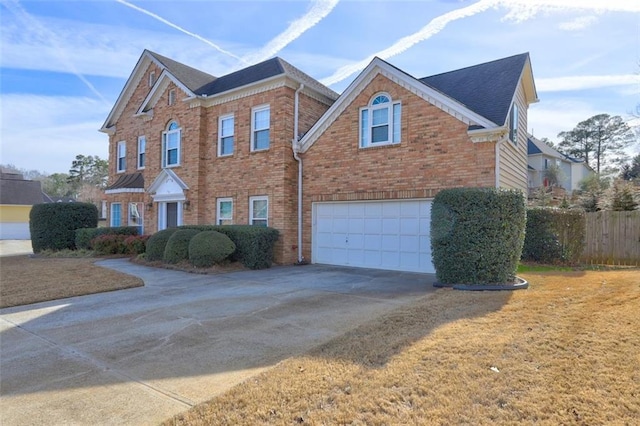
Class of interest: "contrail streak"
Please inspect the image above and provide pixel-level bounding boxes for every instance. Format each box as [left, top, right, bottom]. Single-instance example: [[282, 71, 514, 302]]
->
[[320, 0, 640, 87], [243, 0, 340, 64], [115, 0, 247, 64], [1, 0, 110, 105]]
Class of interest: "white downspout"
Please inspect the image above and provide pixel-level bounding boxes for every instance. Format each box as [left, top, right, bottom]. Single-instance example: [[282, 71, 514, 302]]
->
[[495, 138, 504, 188], [293, 83, 305, 263]]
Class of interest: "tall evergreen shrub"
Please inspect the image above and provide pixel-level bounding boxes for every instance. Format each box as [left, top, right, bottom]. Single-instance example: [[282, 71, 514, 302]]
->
[[30, 202, 98, 252]]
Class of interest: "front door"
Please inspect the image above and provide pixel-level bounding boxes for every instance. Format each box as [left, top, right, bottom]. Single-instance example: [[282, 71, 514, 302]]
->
[[166, 202, 178, 228]]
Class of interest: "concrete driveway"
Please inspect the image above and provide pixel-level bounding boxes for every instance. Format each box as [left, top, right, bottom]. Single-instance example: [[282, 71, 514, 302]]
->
[[0, 259, 436, 425]]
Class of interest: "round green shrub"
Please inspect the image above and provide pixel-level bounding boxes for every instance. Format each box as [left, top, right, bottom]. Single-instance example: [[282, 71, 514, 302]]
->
[[189, 231, 236, 267], [30, 202, 98, 252], [163, 229, 200, 264], [430, 188, 526, 285], [145, 228, 178, 261]]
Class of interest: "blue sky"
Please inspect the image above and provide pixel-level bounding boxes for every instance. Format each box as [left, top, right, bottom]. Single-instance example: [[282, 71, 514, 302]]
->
[[1, 0, 639, 174]]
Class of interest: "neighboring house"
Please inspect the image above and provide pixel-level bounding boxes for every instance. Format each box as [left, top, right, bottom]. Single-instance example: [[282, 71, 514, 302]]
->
[[102, 51, 538, 272], [0, 172, 49, 239], [527, 135, 594, 194]]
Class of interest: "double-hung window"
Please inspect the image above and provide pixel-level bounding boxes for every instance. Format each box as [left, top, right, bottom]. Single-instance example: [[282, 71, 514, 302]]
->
[[509, 102, 518, 145], [216, 198, 233, 225], [218, 115, 234, 156], [360, 94, 401, 148], [162, 121, 181, 167], [251, 105, 270, 151], [249, 196, 268, 226], [116, 141, 126, 172], [137, 136, 146, 169], [110, 203, 122, 227]]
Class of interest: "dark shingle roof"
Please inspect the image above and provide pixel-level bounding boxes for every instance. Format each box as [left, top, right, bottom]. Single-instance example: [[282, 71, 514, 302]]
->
[[527, 137, 542, 155], [0, 173, 47, 205], [148, 50, 217, 93], [197, 58, 285, 96], [105, 172, 145, 191], [420, 53, 529, 126]]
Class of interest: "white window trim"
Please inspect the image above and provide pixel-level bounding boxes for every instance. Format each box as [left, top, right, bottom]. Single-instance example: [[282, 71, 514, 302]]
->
[[168, 89, 176, 106], [162, 122, 181, 168], [116, 140, 126, 173], [137, 136, 146, 169], [100, 200, 107, 220], [249, 195, 268, 226], [216, 197, 233, 225], [110, 202, 122, 227], [251, 104, 270, 152], [509, 103, 518, 145], [218, 114, 234, 157], [359, 93, 401, 148]]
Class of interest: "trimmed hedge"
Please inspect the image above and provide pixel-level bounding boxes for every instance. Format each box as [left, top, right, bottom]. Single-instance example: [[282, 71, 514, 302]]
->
[[145, 228, 178, 261], [431, 188, 526, 285], [75, 226, 139, 250], [189, 231, 236, 267], [180, 225, 279, 269], [30, 202, 98, 252], [522, 208, 585, 264], [163, 229, 201, 264], [91, 234, 150, 255]]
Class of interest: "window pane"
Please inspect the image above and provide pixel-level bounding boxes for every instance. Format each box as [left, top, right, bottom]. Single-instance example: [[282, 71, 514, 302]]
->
[[360, 109, 369, 147], [167, 132, 179, 149], [252, 219, 267, 227], [254, 109, 269, 130], [221, 136, 234, 155], [254, 129, 269, 150], [167, 148, 178, 165], [253, 199, 268, 219], [139, 152, 145, 168], [372, 125, 389, 143], [219, 201, 232, 218], [168, 121, 178, 131], [111, 204, 121, 227], [221, 117, 233, 137], [393, 103, 401, 143], [372, 95, 389, 105], [372, 108, 388, 125]]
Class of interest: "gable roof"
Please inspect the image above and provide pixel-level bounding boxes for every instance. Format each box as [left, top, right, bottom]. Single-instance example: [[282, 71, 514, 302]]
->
[[527, 135, 587, 164], [420, 53, 538, 126], [101, 51, 337, 133], [147, 51, 216, 94], [0, 173, 48, 205]]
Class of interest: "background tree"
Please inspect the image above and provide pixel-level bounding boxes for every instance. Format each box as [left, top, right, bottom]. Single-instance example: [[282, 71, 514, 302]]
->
[[42, 173, 74, 198], [544, 163, 565, 188], [67, 155, 108, 191], [620, 154, 640, 181], [558, 114, 635, 175], [577, 174, 609, 212], [599, 180, 639, 211]]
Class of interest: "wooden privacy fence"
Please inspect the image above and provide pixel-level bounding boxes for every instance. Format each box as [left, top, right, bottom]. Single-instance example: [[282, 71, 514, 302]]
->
[[581, 211, 640, 266]]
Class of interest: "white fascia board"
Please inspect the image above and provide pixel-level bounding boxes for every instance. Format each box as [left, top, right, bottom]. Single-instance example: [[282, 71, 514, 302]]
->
[[468, 126, 508, 143], [147, 168, 189, 194], [136, 70, 195, 115], [104, 188, 145, 194], [299, 57, 496, 153]]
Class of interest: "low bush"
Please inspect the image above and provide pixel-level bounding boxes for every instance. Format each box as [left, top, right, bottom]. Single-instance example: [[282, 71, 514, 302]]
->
[[124, 235, 150, 255], [189, 231, 236, 267], [180, 225, 279, 269], [76, 226, 139, 250], [30, 202, 98, 252], [522, 208, 585, 264], [145, 228, 178, 261], [431, 188, 526, 285], [163, 229, 201, 264], [92, 234, 128, 255]]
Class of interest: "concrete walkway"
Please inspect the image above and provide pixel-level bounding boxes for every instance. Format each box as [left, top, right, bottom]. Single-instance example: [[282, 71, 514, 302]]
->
[[0, 259, 436, 425]]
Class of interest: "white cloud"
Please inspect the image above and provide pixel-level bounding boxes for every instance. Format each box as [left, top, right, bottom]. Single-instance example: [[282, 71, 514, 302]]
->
[[558, 15, 598, 31], [537, 74, 640, 92], [243, 0, 340, 65], [499, 0, 640, 23], [0, 95, 109, 173]]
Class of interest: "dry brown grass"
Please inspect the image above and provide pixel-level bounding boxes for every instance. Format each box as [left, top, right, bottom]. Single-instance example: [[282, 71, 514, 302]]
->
[[166, 269, 640, 425], [0, 255, 143, 308]]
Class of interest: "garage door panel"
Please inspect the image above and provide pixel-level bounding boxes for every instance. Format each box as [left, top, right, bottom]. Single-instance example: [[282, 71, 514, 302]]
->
[[313, 200, 434, 273]]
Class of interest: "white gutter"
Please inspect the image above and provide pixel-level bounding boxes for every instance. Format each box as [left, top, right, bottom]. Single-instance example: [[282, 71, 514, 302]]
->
[[495, 138, 502, 188], [293, 83, 305, 263]]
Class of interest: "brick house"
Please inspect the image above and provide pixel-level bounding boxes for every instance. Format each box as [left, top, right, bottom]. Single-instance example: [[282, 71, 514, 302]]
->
[[101, 51, 537, 272]]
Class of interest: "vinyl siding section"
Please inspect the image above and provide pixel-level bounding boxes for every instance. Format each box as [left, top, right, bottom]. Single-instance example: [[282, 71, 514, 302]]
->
[[498, 82, 528, 191]]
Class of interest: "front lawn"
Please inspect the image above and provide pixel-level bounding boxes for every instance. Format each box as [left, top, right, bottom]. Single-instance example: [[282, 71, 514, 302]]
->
[[0, 255, 143, 308], [166, 269, 640, 425]]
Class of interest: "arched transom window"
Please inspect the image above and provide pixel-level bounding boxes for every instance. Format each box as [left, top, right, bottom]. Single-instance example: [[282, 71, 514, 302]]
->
[[360, 93, 401, 148], [162, 120, 181, 167]]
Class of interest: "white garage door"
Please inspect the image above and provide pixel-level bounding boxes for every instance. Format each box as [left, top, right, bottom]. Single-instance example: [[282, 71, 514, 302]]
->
[[313, 200, 434, 273]]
